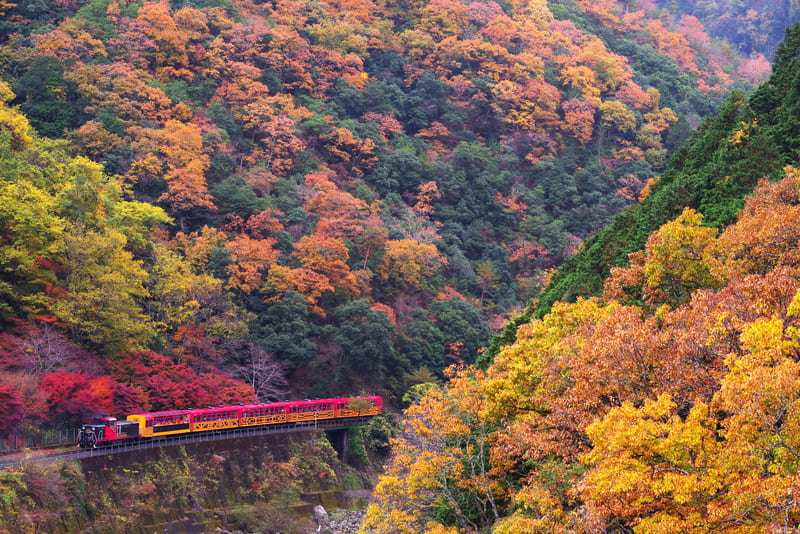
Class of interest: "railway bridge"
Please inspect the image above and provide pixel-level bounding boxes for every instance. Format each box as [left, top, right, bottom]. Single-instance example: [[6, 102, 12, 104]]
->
[[0, 415, 373, 470]]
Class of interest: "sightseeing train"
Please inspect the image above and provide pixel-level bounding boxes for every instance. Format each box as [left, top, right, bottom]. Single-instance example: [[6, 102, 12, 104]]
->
[[77, 396, 383, 448]]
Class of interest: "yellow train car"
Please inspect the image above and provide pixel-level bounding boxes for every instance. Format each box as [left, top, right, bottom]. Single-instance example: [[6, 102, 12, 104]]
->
[[335, 396, 382, 418], [119, 396, 383, 443], [192, 407, 240, 432], [240, 403, 289, 427], [287, 399, 336, 423], [127, 410, 192, 438]]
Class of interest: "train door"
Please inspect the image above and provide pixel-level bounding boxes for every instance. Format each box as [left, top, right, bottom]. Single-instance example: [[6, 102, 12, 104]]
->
[[100, 417, 118, 440]]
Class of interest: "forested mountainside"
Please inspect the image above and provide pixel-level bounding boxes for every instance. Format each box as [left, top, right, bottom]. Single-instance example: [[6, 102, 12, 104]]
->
[[534, 21, 800, 321], [363, 24, 800, 533], [646, 0, 800, 58], [0, 0, 782, 435], [556, 0, 800, 60]]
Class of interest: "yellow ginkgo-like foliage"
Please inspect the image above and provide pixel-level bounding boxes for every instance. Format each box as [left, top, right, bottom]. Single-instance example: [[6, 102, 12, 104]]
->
[[0, 81, 32, 150]]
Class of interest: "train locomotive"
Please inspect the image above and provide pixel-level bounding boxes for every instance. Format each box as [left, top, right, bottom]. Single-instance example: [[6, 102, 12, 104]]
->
[[77, 396, 382, 448]]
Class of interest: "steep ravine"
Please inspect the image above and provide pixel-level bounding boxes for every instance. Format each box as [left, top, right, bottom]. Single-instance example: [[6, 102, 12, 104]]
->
[[0, 431, 378, 533]]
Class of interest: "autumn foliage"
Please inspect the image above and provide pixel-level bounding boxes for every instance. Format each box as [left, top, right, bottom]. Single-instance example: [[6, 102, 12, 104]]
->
[[2, 0, 755, 339], [0, 0, 797, 530], [363, 166, 800, 533], [0, 0, 785, 462]]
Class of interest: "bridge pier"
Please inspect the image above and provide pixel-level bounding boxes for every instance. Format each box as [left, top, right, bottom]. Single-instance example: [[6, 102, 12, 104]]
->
[[326, 429, 349, 463]]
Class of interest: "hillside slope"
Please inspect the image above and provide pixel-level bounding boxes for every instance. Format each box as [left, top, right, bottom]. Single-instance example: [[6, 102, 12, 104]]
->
[[0, 0, 776, 431], [647, 0, 800, 58], [363, 25, 800, 532], [535, 21, 800, 320]]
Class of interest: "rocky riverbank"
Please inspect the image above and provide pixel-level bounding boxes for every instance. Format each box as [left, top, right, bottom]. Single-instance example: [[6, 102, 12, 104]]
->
[[316, 508, 367, 534], [215, 508, 366, 534]]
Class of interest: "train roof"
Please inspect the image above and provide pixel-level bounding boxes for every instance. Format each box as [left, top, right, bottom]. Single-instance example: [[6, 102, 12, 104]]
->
[[127, 396, 382, 419], [129, 409, 195, 419]]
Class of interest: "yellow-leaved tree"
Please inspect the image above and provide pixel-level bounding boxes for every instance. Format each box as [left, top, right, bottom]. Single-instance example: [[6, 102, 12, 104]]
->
[[583, 313, 800, 532], [362, 367, 498, 533]]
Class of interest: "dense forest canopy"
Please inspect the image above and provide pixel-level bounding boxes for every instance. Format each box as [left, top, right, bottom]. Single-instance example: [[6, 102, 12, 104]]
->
[[651, 0, 800, 57], [0, 0, 794, 440], [534, 18, 800, 322]]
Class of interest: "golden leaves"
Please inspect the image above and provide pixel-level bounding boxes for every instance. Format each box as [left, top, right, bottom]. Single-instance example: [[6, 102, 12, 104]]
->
[[707, 167, 800, 279], [363, 368, 497, 532], [0, 82, 32, 150], [379, 239, 448, 292], [374, 167, 800, 532], [225, 234, 280, 294], [642, 208, 722, 306]]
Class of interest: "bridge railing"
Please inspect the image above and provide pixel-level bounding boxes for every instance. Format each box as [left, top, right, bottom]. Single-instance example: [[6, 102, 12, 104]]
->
[[0, 427, 79, 454]]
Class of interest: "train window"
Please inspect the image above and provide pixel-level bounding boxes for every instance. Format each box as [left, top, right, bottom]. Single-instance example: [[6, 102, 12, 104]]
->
[[247, 406, 281, 417], [156, 414, 189, 424], [259, 407, 281, 416], [202, 411, 235, 421]]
